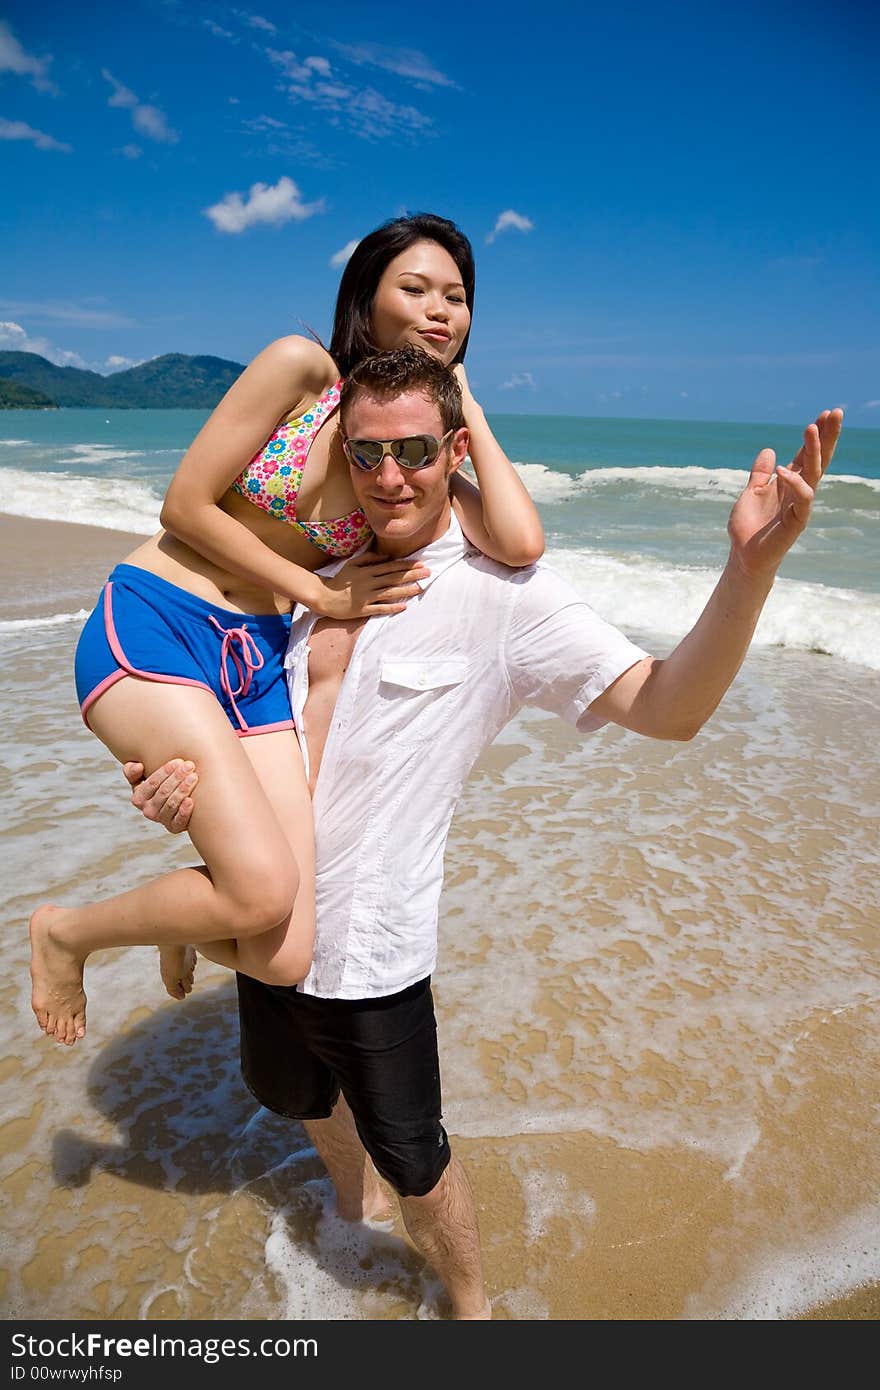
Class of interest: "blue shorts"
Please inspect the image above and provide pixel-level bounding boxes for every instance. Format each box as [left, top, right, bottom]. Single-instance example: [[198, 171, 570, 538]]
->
[[74, 564, 295, 737]]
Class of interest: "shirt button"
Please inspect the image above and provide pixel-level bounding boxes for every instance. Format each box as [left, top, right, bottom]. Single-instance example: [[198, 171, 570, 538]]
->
[[419, 673, 428, 687]]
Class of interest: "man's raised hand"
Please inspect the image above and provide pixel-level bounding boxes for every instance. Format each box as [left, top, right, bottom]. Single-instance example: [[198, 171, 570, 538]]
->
[[123, 758, 197, 834], [727, 408, 843, 580]]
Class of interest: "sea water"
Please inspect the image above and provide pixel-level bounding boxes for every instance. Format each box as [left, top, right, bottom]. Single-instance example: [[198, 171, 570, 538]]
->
[[1, 408, 878, 1320]]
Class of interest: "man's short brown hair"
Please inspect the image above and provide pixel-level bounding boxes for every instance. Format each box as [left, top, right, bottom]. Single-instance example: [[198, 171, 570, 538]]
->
[[339, 344, 464, 435]]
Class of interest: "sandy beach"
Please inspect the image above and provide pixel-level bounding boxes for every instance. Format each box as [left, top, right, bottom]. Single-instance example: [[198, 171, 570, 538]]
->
[[2, 513, 879, 1320]]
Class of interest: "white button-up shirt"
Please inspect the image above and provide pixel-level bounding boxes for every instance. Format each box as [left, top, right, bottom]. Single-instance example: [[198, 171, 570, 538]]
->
[[285, 514, 649, 999]]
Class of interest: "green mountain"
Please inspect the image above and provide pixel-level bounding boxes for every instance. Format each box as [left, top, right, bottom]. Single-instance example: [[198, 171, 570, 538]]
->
[[0, 351, 246, 409], [0, 377, 57, 409]]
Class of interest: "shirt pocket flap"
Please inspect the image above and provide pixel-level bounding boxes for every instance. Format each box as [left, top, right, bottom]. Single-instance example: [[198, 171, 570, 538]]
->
[[380, 659, 468, 692]]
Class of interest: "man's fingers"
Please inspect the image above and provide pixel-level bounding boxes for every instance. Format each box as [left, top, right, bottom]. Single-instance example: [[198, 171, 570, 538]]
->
[[748, 447, 776, 487], [130, 758, 189, 802], [168, 797, 194, 835], [818, 407, 843, 477], [156, 771, 197, 821], [784, 408, 842, 487], [798, 423, 822, 489], [776, 465, 815, 522], [131, 761, 197, 822]]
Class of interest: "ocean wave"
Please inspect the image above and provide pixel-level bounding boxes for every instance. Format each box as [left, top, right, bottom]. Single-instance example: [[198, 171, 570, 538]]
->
[[0, 467, 160, 534], [519, 462, 880, 505], [508, 462, 584, 502], [0, 610, 89, 634], [545, 544, 880, 670], [515, 463, 749, 503], [56, 444, 155, 468]]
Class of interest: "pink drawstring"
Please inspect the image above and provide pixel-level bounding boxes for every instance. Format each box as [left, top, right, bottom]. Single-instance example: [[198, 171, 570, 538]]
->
[[208, 615, 264, 731]]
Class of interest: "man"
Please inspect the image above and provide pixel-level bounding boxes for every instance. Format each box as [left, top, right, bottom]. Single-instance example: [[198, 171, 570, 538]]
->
[[128, 345, 841, 1318]]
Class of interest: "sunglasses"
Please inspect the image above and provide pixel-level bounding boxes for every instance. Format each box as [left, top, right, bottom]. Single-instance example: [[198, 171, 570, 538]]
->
[[342, 431, 454, 472]]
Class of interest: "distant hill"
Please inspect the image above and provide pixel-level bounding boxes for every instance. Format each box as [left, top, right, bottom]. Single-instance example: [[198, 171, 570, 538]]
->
[[0, 377, 57, 409], [0, 351, 246, 409]]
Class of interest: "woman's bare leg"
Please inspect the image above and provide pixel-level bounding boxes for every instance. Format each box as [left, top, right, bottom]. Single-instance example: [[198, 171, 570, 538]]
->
[[29, 678, 304, 1046], [186, 727, 316, 986]]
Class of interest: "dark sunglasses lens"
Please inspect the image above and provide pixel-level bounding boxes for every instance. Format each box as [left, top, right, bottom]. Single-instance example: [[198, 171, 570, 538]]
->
[[348, 440, 384, 470], [396, 436, 437, 469]]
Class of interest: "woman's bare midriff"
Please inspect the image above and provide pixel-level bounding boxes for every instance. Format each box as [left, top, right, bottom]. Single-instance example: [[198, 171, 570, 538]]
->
[[118, 403, 361, 614], [120, 490, 341, 615], [119, 418, 361, 615]]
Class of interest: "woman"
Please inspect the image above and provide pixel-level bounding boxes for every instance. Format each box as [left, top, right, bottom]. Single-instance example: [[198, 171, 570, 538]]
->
[[30, 212, 544, 1046]]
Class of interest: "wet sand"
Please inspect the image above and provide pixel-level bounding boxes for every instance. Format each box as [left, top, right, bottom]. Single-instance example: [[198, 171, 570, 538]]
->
[[2, 513, 879, 1320]]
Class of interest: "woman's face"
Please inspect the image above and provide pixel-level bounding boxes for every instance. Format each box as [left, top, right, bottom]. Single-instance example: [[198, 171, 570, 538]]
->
[[369, 239, 471, 365]]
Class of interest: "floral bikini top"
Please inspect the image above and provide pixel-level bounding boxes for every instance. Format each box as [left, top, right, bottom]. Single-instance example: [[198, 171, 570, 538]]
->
[[231, 378, 371, 558]]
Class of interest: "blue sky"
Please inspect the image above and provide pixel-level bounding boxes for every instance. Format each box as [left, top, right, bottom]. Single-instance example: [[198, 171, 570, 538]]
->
[[2, 0, 878, 422]]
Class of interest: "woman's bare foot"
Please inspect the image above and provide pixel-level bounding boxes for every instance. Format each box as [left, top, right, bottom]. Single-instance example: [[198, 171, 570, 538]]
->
[[158, 944, 197, 1000], [29, 904, 87, 1046]]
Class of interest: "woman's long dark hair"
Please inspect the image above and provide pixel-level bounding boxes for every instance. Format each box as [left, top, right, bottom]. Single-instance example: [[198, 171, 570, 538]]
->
[[329, 213, 476, 376]]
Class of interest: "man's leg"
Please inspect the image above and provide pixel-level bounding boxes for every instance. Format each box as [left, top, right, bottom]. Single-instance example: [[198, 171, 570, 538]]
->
[[306, 1100, 489, 1316], [303, 1095, 391, 1223], [398, 1156, 491, 1319], [318, 980, 490, 1320]]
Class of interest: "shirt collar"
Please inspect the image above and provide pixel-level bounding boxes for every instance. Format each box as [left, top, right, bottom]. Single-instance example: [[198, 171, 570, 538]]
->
[[291, 510, 474, 624]]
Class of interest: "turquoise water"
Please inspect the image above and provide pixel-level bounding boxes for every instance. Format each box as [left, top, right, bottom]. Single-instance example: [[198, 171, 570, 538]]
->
[[1, 408, 878, 658], [1, 406, 877, 479]]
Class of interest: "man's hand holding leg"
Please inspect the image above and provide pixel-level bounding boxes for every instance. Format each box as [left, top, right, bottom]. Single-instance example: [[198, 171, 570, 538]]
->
[[123, 758, 197, 834], [122, 758, 200, 998]]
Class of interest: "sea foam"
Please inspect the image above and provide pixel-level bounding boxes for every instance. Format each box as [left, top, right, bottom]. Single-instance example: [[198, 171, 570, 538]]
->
[[0, 467, 160, 533], [515, 461, 880, 505], [545, 545, 880, 670], [0, 610, 88, 634]]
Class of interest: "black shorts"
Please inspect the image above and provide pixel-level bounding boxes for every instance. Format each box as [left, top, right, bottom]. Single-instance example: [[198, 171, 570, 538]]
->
[[235, 973, 451, 1198]]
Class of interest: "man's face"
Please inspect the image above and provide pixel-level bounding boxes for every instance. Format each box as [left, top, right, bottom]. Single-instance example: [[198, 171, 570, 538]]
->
[[343, 388, 468, 557]]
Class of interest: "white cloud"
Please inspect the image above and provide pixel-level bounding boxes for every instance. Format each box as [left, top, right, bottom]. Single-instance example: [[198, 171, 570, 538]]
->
[[204, 20, 236, 40], [500, 372, 536, 390], [862, 400, 880, 410], [268, 48, 431, 140], [486, 210, 534, 244], [105, 355, 144, 371], [102, 69, 179, 145], [119, 143, 142, 159], [132, 104, 177, 143], [243, 114, 288, 132], [268, 49, 322, 83], [0, 117, 70, 152], [680, 390, 689, 398], [242, 12, 276, 32], [204, 176, 325, 234], [330, 239, 359, 268], [332, 42, 457, 89], [0, 20, 56, 93], [103, 69, 138, 109], [0, 299, 131, 328], [0, 320, 87, 367]]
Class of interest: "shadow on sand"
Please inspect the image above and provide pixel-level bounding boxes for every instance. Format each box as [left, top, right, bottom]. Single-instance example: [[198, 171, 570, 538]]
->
[[50, 980, 427, 1316]]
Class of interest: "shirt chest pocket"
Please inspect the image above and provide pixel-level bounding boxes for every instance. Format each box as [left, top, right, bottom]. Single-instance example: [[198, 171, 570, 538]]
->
[[379, 658, 468, 695]]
